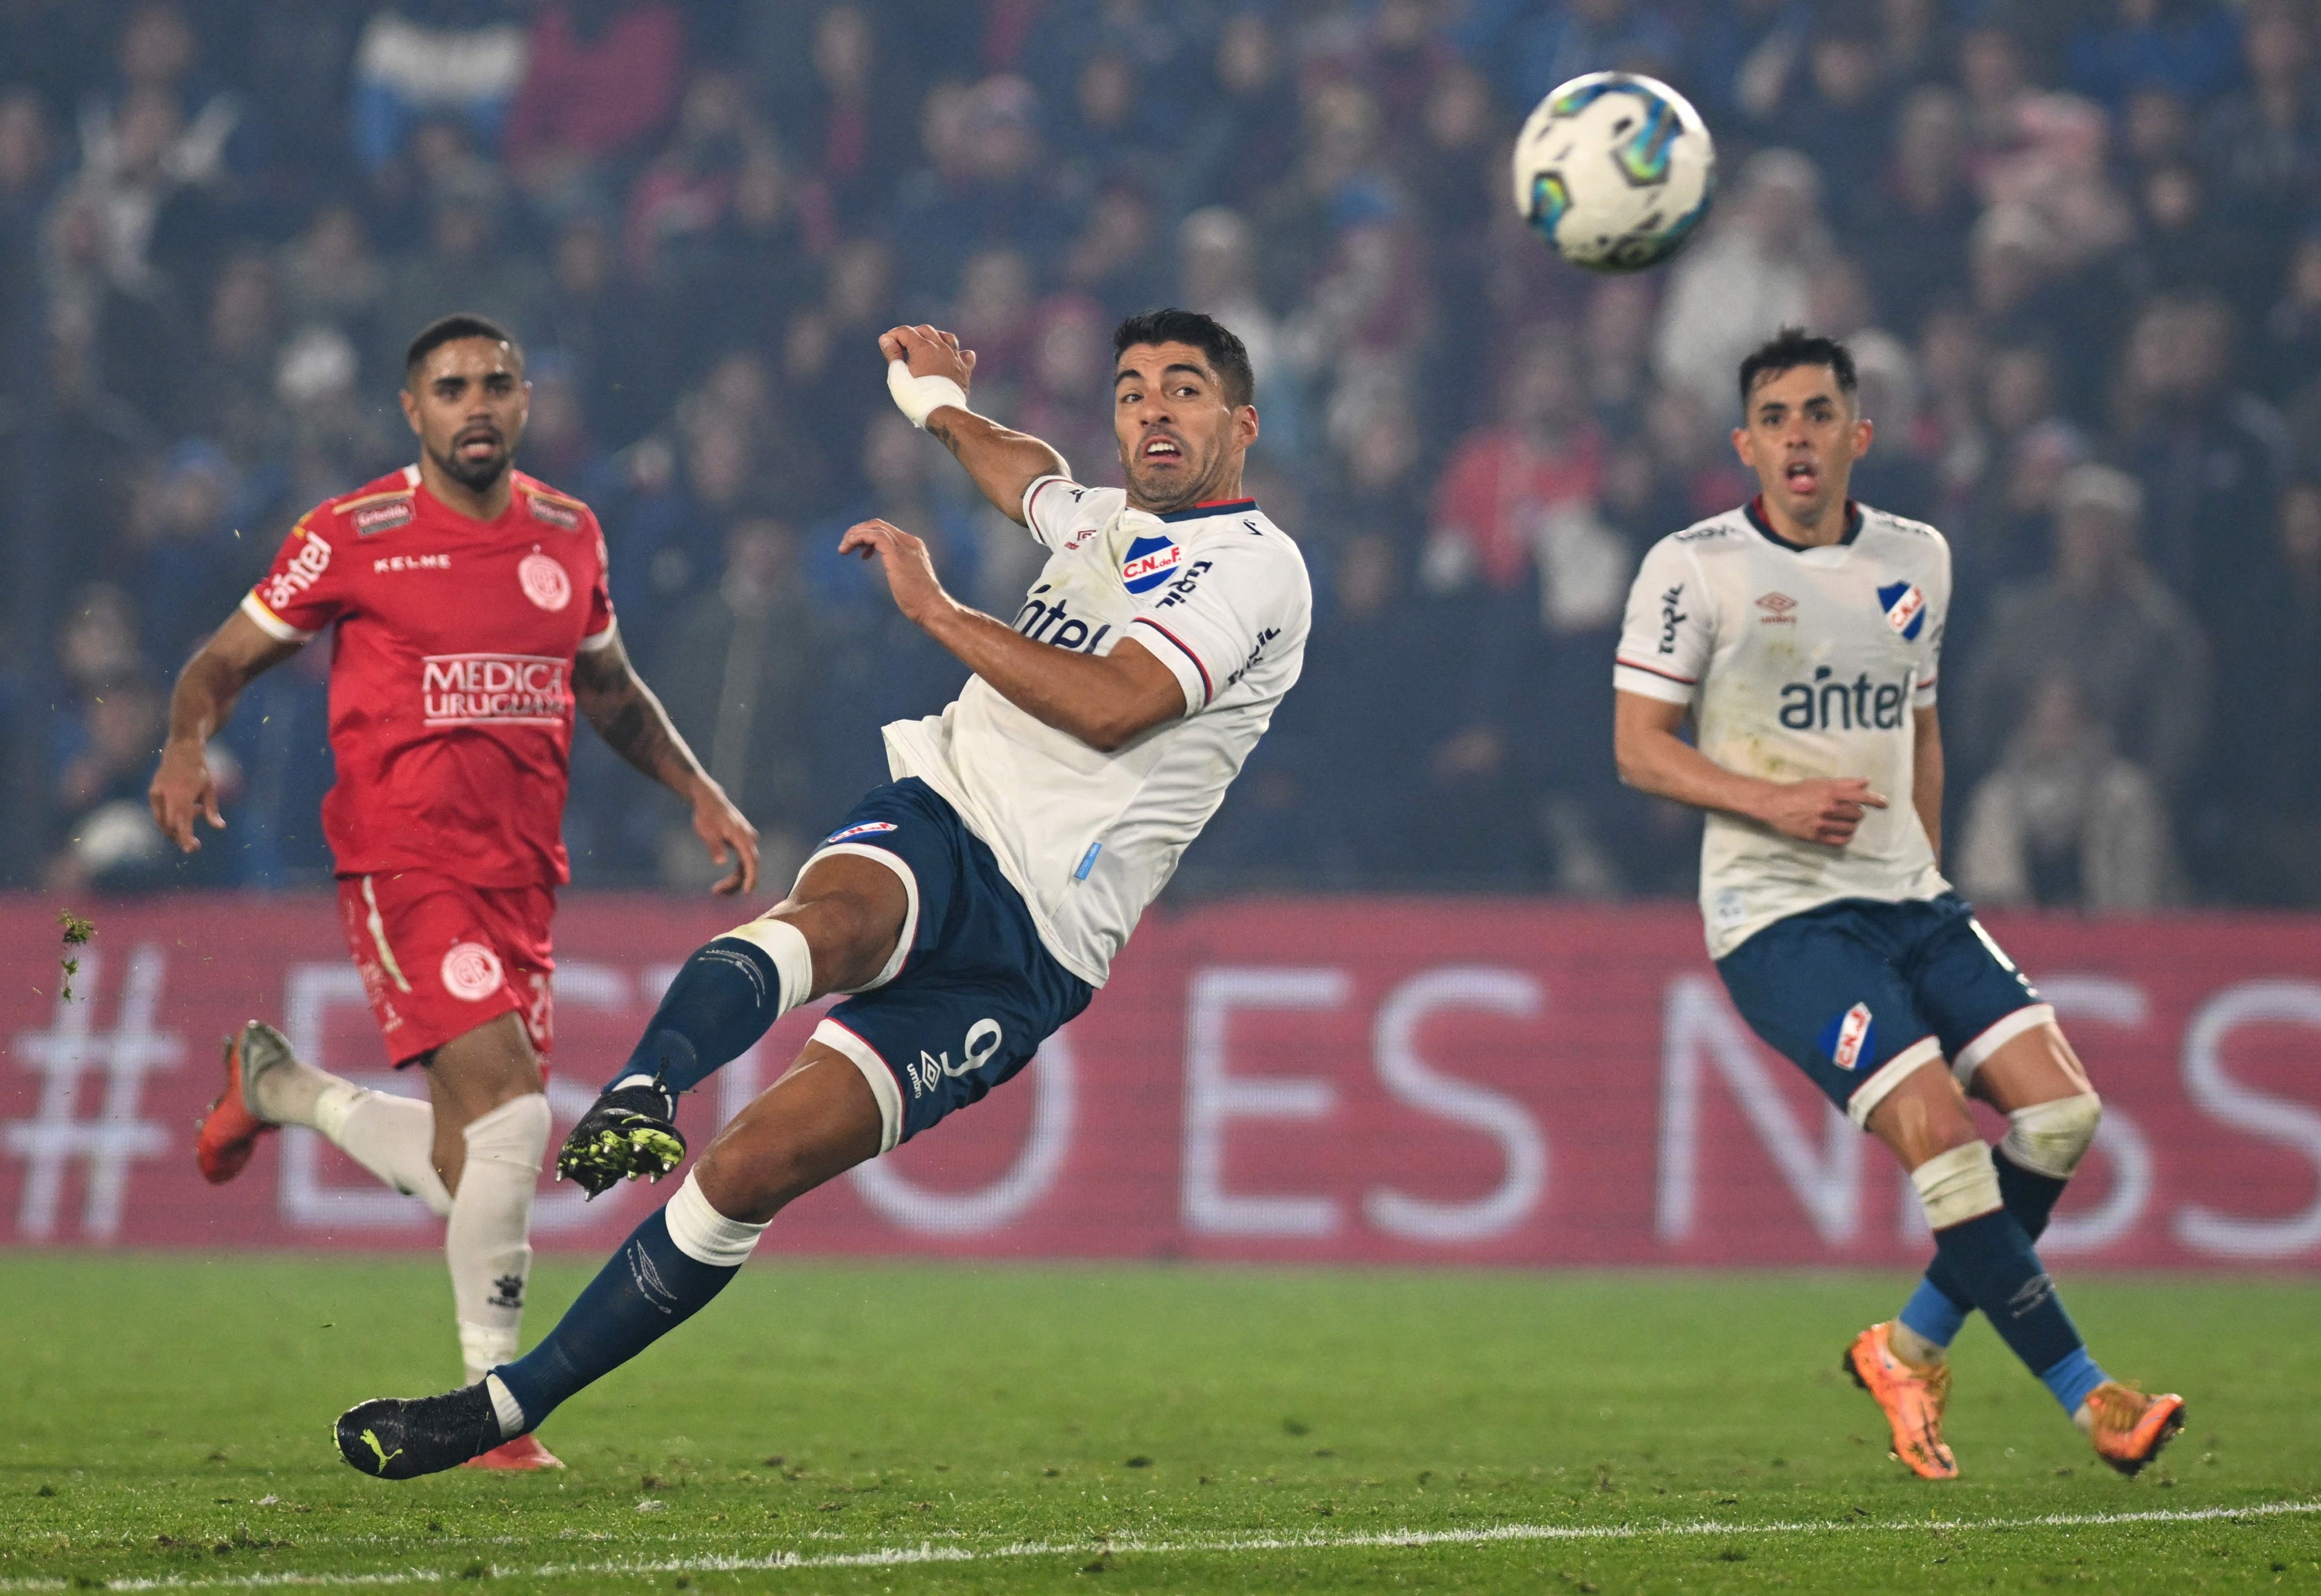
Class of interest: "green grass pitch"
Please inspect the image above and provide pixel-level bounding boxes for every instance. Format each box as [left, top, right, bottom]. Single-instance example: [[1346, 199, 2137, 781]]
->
[[2, 1257, 2316, 1593]]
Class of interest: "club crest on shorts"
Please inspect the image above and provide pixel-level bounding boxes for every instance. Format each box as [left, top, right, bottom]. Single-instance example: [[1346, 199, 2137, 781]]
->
[[1823, 1001, 1874, 1071], [518, 552, 572, 611], [440, 941, 506, 1002], [1877, 580, 1926, 640], [826, 820, 899, 843], [1121, 534, 1184, 594]]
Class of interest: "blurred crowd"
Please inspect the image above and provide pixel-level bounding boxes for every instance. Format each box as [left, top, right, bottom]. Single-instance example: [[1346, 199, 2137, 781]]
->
[[4, 0, 2319, 908]]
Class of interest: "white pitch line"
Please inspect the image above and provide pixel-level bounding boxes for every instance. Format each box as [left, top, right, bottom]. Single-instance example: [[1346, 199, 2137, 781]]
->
[[7, 1499, 2316, 1592]]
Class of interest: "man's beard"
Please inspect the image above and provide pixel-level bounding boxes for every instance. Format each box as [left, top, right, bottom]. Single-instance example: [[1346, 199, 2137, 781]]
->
[[1126, 452, 1205, 513], [434, 437, 511, 492]]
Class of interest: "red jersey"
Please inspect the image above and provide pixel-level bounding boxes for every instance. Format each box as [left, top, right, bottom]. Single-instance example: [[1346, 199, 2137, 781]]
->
[[242, 464, 617, 888]]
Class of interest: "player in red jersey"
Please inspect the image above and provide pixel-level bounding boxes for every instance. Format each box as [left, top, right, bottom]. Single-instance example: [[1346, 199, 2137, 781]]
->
[[151, 314, 759, 1471]]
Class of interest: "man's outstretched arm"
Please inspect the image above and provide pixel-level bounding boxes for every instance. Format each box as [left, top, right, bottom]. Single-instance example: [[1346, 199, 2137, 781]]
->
[[571, 632, 760, 894], [842, 517, 1183, 752], [149, 609, 303, 851], [1613, 689, 1888, 848], [880, 323, 1069, 523]]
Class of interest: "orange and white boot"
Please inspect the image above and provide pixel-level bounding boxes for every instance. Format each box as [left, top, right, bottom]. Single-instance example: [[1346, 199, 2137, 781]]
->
[[1843, 1322, 1958, 1480], [193, 1023, 280, 1184], [2080, 1382, 2186, 1477], [462, 1434, 564, 1471]]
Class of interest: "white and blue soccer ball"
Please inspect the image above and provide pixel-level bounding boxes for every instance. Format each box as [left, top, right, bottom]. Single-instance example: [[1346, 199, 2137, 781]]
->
[[1512, 71, 1717, 273]]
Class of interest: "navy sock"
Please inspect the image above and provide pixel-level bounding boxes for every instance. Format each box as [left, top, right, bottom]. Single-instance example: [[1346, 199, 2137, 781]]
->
[[491, 1209, 740, 1431], [1928, 1208, 2099, 1410], [607, 937, 787, 1097], [1906, 1149, 2073, 1347]]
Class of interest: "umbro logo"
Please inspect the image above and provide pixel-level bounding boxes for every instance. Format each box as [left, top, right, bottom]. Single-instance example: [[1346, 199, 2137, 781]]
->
[[1756, 592, 1798, 624]]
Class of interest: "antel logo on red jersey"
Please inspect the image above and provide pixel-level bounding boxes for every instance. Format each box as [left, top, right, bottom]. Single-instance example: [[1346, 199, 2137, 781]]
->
[[421, 654, 568, 726], [264, 530, 333, 612], [518, 552, 572, 612]]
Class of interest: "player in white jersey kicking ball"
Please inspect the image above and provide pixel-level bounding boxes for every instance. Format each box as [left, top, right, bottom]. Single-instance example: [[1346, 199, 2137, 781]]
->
[[333, 308, 1311, 1476], [1612, 329, 2183, 1482]]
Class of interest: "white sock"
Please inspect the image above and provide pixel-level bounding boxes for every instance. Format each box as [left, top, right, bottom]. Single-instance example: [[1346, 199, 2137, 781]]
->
[[247, 1051, 345, 1129], [447, 1094, 552, 1387], [316, 1086, 452, 1218], [484, 1372, 527, 1439]]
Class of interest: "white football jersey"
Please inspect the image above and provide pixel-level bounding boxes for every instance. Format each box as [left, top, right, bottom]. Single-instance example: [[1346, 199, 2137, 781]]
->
[[882, 475, 1311, 985], [1614, 500, 1952, 958]]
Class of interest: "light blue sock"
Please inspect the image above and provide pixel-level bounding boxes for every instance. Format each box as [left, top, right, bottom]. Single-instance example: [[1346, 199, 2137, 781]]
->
[[1900, 1275, 1970, 1349], [2038, 1347, 2108, 1415]]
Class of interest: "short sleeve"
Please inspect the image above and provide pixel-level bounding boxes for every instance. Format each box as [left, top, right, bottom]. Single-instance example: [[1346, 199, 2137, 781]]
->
[[1612, 536, 1710, 706], [241, 518, 346, 643], [1023, 475, 1115, 551], [1914, 539, 1950, 709], [578, 526, 618, 652], [1126, 536, 1301, 716]]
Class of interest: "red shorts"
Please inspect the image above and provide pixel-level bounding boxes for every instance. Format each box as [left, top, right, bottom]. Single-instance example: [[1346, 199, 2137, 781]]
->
[[335, 869, 556, 1067]]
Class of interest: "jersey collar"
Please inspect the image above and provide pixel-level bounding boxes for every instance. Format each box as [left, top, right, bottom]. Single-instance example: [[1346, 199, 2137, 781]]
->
[[1744, 495, 1861, 552], [1156, 497, 1258, 525]]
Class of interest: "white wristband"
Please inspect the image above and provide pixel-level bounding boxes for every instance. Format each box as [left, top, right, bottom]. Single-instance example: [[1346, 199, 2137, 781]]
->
[[887, 360, 969, 429]]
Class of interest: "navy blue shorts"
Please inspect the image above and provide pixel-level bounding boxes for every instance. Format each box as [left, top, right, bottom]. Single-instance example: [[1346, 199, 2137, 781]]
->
[[801, 779, 1094, 1150], [1713, 893, 2051, 1127]]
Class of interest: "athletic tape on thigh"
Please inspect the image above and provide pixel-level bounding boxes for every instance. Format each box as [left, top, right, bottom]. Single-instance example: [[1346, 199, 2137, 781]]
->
[[1846, 1034, 1946, 1129], [1952, 1002, 2056, 1084], [1910, 1140, 2004, 1229], [793, 843, 920, 991], [810, 1017, 903, 1153], [2001, 1092, 2102, 1179]]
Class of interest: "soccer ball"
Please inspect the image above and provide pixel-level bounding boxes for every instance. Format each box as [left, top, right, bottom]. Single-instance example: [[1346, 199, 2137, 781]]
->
[[1512, 72, 1717, 273]]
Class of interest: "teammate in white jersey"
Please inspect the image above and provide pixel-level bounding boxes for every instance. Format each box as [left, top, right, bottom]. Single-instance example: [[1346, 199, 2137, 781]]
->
[[1613, 330, 2182, 1483], [334, 308, 1310, 1477]]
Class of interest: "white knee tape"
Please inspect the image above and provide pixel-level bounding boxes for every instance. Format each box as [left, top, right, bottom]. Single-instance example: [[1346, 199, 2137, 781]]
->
[[720, 916, 815, 1012], [2001, 1093, 2101, 1180], [1911, 1141, 2004, 1231], [663, 1169, 770, 1268], [463, 1092, 552, 1169]]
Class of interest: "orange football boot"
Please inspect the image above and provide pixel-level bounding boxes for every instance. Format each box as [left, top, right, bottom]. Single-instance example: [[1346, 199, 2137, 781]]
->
[[1843, 1321, 1958, 1480], [193, 1025, 276, 1184], [2082, 1382, 2186, 1477], [463, 1434, 564, 1471]]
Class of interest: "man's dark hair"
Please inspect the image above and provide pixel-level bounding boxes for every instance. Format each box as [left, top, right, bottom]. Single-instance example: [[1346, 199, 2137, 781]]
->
[[1737, 326, 1857, 413], [1113, 308, 1254, 410], [405, 312, 522, 380]]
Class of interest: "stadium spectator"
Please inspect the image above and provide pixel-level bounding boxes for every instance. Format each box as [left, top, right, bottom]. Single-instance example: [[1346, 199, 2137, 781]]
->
[[1458, 0, 1683, 113], [2210, 479, 2321, 905], [1858, 87, 1980, 339], [504, 0, 685, 202], [1956, 675, 2181, 911], [2113, 295, 2287, 640], [349, 0, 528, 174], [1179, 11, 1300, 215], [1958, 464, 2210, 802], [644, 515, 821, 889], [2066, 0, 2242, 112], [2197, 0, 2321, 316], [1774, 10, 1894, 225], [1653, 149, 1827, 420]]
